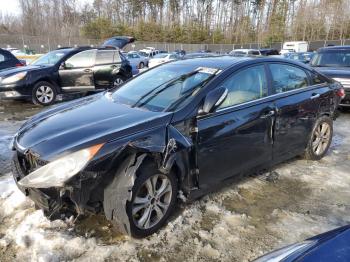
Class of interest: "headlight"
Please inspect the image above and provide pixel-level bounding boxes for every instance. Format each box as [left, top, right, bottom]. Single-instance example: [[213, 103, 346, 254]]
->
[[1, 72, 27, 84], [18, 143, 104, 188], [254, 241, 315, 262]]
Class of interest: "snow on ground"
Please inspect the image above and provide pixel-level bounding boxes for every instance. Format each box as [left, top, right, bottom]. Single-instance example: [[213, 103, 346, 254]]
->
[[0, 100, 350, 261]]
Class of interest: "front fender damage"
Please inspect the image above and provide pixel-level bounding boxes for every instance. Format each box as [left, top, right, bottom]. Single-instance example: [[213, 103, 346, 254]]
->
[[103, 153, 147, 235], [102, 123, 195, 235]]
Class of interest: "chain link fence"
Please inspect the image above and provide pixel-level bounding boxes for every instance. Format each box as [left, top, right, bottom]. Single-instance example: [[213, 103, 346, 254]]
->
[[0, 34, 349, 54]]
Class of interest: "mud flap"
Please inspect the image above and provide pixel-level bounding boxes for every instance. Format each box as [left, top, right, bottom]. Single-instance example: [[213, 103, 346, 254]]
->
[[103, 153, 147, 235]]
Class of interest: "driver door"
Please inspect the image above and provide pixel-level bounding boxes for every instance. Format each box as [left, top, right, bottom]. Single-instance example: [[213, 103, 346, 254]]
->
[[59, 50, 96, 92], [196, 65, 275, 189]]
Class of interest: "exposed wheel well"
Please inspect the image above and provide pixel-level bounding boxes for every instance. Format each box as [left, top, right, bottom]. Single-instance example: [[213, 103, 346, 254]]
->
[[34, 78, 60, 92]]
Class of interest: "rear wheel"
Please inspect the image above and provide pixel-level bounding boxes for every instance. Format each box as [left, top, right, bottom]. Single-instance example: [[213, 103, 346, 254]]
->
[[126, 161, 177, 238], [304, 116, 333, 160], [113, 75, 125, 87], [32, 81, 57, 106], [139, 62, 145, 69]]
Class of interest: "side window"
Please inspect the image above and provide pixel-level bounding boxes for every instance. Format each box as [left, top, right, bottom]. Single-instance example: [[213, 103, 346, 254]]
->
[[65, 50, 95, 68], [114, 51, 121, 63], [310, 72, 327, 85], [269, 64, 308, 93], [0, 54, 5, 62], [95, 50, 114, 65], [218, 65, 268, 109]]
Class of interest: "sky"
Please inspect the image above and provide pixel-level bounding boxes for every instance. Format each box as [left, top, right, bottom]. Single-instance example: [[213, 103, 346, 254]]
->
[[0, 0, 94, 16], [0, 0, 21, 15]]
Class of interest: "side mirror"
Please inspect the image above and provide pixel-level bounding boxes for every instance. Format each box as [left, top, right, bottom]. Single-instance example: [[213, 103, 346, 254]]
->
[[198, 87, 228, 115]]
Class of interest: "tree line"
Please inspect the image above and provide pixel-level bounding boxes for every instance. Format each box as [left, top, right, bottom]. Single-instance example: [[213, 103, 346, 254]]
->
[[0, 0, 349, 46]]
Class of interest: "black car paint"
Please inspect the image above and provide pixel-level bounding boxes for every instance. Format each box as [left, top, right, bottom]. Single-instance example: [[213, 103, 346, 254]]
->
[[101, 36, 135, 49], [11, 57, 341, 235], [256, 225, 350, 262], [0, 48, 24, 70], [0, 47, 132, 101]]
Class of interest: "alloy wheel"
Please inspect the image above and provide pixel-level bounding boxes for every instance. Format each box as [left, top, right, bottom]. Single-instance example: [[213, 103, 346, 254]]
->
[[35, 85, 54, 104], [131, 174, 172, 230], [312, 122, 331, 155], [113, 78, 124, 87]]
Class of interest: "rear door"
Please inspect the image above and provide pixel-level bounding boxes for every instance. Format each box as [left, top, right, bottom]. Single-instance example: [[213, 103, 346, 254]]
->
[[59, 49, 96, 92], [93, 50, 120, 89], [267, 63, 325, 160], [197, 64, 275, 189]]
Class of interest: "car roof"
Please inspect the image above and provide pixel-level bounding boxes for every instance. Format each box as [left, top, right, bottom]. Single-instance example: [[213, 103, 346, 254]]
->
[[170, 56, 313, 70], [318, 45, 350, 51], [170, 56, 251, 69]]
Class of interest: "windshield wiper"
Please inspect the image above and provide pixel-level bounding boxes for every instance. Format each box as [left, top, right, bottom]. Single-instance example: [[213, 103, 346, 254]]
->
[[131, 70, 202, 108]]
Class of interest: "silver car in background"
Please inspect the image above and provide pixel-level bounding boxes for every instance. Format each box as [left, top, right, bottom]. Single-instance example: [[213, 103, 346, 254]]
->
[[148, 53, 179, 68], [126, 51, 149, 69]]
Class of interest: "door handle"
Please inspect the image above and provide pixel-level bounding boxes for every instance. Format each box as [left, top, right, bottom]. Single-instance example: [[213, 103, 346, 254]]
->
[[311, 93, 320, 99], [84, 69, 93, 73], [260, 110, 275, 119]]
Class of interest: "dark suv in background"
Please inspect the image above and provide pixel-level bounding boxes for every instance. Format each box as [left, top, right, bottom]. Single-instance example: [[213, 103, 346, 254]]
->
[[0, 47, 132, 106], [311, 46, 350, 107]]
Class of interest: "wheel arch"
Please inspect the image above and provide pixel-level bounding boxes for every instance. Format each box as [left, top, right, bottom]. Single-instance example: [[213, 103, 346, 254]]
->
[[33, 77, 61, 93]]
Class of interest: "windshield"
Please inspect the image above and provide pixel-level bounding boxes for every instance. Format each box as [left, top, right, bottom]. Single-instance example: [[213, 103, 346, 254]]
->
[[32, 49, 70, 66], [111, 64, 219, 112], [311, 51, 350, 67]]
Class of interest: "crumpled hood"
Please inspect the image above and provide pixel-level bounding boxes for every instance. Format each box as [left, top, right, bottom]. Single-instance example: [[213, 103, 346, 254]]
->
[[15, 93, 172, 160], [0, 65, 48, 76], [313, 66, 350, 78]]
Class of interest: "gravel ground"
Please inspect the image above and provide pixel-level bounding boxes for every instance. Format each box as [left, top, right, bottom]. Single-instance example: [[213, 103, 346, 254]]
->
[[0, 100, 350, 262]]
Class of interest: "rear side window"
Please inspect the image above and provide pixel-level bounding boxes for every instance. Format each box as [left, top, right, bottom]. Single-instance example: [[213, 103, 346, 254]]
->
[[95, 50, 114, 65], [114, 51, 121, 63], [218, 65, 268, 109], [269, 64, 308, 93], [310, 72, 327, 85], [0, 54, 5, 62]]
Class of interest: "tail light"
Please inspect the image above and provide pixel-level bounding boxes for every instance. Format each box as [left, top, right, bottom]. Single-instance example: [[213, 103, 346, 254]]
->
[[336, 88, 345, 99], [15, 63, 24, 67]]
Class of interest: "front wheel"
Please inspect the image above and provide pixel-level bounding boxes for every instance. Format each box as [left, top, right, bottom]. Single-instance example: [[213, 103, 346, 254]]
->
[[32, 81, 57, 106], [304, 116, 333, 160], [126, 161, 178, 238]]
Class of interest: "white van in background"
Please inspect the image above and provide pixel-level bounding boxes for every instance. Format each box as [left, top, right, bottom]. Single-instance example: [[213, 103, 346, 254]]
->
[[281, 41, 308, 54]]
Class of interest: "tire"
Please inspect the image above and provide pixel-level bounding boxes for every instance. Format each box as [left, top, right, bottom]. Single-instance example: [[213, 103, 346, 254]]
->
[[32, 81, 57, 106], [304, 116, 333, 160], [126, 160, 178, 238], [139, 62, 144, 69], [112, 75, 126, 87]]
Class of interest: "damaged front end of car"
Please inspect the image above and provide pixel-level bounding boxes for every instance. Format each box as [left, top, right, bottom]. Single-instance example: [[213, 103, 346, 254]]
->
[[12, 121, 197, 236]]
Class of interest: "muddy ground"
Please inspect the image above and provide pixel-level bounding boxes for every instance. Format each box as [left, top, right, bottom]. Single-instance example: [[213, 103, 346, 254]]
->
[[0, 99, 350, 262]]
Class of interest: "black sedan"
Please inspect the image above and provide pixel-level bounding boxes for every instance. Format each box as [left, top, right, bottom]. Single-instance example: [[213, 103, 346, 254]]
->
[[12, 57, 343, 238], [255, 225, 350, 262], [0, 48, 25, 70], [0, 46, 132, 106]]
